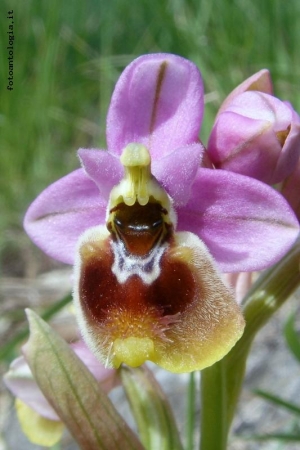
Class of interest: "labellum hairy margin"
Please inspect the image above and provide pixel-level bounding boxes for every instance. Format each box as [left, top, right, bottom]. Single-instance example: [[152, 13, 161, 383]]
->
[[74, 144, 245, 373]]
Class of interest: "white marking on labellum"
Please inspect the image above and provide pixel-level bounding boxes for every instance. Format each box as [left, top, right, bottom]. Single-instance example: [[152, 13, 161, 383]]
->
[[111, 238, 168, 284]]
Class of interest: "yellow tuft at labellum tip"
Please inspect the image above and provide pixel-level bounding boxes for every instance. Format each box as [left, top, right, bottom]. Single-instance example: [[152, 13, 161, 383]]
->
[[73, 143, 245, 373]]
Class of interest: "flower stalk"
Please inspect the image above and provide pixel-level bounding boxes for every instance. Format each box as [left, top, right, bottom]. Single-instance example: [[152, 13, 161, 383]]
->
[[120, 365, 183, 450], [186, 371, 197, 450], [200, 238, 300, 450]]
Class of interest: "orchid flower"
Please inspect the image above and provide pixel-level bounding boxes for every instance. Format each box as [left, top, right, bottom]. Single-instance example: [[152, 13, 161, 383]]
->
[[4, 340, 119, 446], [24, 54, 299, 373], [207, 72, 300, 185]]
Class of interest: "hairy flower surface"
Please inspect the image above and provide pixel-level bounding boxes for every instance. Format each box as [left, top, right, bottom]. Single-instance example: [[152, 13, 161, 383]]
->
[[24, 54, 299, 373], [74, 143, 245, 372]]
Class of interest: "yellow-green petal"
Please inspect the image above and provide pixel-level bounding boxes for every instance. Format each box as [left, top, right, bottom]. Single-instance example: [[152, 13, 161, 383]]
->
[[15, 399, 63, 447]]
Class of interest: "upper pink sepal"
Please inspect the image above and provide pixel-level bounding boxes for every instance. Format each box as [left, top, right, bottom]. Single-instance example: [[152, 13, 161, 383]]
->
[[106, 53, 204, 158]]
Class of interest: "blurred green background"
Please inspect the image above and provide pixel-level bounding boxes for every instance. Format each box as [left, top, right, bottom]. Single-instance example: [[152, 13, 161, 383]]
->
[[1, 0, 300, 277]]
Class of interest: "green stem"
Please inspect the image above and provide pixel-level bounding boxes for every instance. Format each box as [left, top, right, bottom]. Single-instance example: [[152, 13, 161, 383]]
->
[[120, 365, 183, 450], [186, 371, 196, 450], [199, 239, 300, 450], [200, 361, 227, 450]]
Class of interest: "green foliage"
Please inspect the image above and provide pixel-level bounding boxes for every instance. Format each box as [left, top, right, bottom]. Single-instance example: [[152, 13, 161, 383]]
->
[[120, 365, 183, 450], [284, 310, 300, 363], [246, 312, 300, 442]]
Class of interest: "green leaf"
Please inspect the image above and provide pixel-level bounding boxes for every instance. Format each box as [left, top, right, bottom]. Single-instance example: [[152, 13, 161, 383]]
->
[[120, 365, 183, 450], [247, 433, 300, 442], [254, 389, 300, 416], [200, 361, 228, 450], [284, 312, 300, 363], [186, 371, 197, 450], [23, 309, 144, 450]]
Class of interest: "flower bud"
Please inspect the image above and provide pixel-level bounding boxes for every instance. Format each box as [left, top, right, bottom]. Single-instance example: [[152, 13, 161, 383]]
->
[[208, 91, 300, 184]]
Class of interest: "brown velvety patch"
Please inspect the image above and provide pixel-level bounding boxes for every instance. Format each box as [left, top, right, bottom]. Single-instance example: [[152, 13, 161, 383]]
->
[[79, 237, 196, 329]]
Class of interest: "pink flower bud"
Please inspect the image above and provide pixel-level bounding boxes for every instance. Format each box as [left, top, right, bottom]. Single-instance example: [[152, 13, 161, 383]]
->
[[208, 91, 300, 184]]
